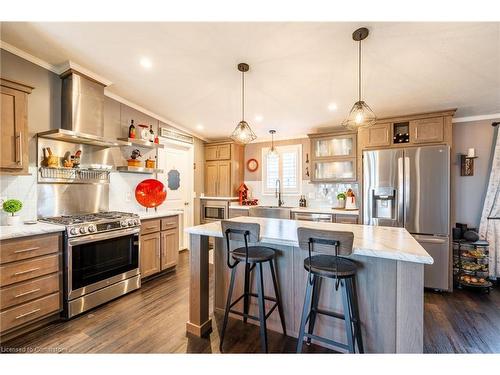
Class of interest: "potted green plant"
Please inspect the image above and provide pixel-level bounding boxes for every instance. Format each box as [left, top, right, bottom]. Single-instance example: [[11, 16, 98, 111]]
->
[[336, 192, 346, 209], [3, 199, 23, 226]]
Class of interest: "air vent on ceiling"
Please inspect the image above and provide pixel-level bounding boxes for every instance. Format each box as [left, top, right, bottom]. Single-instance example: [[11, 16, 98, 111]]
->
[[160, 127, 194, 144]]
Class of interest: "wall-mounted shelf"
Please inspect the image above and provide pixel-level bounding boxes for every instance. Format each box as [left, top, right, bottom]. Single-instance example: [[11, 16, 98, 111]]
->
[[117, 138, 164, 149], [116, 166, 163, 174]]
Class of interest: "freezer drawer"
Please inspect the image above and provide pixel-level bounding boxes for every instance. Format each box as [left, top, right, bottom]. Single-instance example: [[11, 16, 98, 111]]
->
[[414, 234, 450, 291]]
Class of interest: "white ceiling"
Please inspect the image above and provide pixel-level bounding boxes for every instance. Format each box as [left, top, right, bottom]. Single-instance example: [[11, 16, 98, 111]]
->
[[1, 22, 499, 140]]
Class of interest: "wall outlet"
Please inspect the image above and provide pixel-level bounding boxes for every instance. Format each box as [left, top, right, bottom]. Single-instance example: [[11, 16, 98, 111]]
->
[[125, 191, 131, 202]]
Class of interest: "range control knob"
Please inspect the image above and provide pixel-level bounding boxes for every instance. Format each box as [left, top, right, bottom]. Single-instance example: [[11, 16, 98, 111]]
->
[[128, 220, 134, 227], [134, 219, 140, 226], [120, 220, 128, 227], [88, 224, 97, 233], [70, 227, 78, 235], [80, 227, 87, 234]]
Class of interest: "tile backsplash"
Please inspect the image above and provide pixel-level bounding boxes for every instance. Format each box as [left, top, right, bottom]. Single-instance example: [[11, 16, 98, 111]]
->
[[244, 180, 359, 208], [0, 167, 38, 224]]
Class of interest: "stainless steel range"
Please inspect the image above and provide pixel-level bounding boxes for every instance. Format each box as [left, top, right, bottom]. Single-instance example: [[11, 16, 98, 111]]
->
[[40, 211, 141, 318]]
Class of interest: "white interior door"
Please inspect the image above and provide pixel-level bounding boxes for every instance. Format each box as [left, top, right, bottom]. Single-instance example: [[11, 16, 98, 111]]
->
[[157, 138, 194, 250]]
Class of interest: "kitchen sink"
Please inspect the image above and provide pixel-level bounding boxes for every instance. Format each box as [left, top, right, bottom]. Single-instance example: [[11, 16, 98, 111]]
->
[[248, 206, 292, 219]]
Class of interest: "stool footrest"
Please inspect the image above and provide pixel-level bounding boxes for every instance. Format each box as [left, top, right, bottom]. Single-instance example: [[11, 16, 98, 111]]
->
[[301, 333, 351, 351]]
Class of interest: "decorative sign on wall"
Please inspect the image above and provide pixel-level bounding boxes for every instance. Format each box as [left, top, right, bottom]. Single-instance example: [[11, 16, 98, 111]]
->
[[167, 169, 181, 190]]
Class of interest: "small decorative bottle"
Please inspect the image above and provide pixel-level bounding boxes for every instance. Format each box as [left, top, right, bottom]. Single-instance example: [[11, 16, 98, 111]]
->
[[149, 125, 155, 142], [128, 119, 136, 139]]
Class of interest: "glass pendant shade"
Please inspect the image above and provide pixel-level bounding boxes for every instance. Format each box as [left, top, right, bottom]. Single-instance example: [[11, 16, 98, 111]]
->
[[267, 130, 279, 158], [342, 100, 377, 130], [231, 120, 257, 144]]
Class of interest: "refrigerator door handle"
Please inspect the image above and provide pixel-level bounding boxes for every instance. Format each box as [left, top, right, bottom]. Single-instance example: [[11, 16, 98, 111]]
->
[[404, 156, 410, 227], [397, 156, 404, 227]]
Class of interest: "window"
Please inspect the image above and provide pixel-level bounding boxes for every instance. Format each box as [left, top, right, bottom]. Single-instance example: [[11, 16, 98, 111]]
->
[[262, 144, 302, 195]]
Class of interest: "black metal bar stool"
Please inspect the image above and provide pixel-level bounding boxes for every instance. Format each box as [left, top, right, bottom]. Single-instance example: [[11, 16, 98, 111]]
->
[[219, 221, 286, 353], [296, 227, 364, 354]]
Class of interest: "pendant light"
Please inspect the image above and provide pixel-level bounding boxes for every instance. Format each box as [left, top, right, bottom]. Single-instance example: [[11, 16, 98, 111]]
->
[[342, 27, 376, 130], [230, 63, 257, 144], [268, 130, 279, 158]]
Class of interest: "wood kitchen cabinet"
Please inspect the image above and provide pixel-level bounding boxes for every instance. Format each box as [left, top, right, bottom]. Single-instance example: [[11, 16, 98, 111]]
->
[[0, 232, 62, 339], [204, 141, 244, 197], [140, 215, 179, 280], [334, 214, 359, 224], [0, 78, 33, 174], [410, 117, 444, 144], [205, 160, 232, 197], [358, 123, 392, 148]]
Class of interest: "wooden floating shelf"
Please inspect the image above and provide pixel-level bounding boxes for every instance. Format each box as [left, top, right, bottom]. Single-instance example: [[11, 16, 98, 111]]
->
[[117, 138, 164, 149], [116, 166, 163, 174]]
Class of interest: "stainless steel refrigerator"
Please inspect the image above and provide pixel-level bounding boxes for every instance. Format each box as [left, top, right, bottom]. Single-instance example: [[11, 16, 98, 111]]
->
[[363, 145, 450, 291]]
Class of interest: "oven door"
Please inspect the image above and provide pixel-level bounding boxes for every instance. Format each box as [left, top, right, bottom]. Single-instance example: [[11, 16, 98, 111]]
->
[[67, 227, 140, 300]]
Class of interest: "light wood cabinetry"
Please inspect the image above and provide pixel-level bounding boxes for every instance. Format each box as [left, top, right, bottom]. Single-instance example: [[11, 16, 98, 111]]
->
[[0, 78, 33, 174], [204, 141, 244, 197], [359, 123, 392, 148], [410, 117, 444, 144], [140, 231, 161, 278], [0, 233, 62, 336], [334, 214, 359, 224], [140, 215, 180, 280], [308, 131, 357, 182]]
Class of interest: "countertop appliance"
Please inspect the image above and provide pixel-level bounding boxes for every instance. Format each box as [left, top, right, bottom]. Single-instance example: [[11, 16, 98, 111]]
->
[[39, 211, 141, 318], [363, 145, 450, 290]]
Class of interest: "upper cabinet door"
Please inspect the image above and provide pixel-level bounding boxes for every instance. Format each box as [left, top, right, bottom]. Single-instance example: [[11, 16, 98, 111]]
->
[[217, 161, 231, 196], [1, 81, 31, 173], [360, 123, 391, 148], [217, 144, 231, 160], [312, 134, 356, 159], [205, 162, 218, 196], [205, 146, 218, 160], [410, 117, 444, 144]]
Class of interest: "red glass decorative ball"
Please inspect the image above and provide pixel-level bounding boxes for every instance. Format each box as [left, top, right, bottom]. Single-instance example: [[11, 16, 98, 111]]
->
[[135, 179, 167, 208]]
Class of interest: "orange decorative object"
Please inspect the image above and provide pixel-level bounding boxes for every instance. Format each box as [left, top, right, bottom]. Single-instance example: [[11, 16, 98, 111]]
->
[[237, 183, 249, 205], [135, 179, 167, 208]]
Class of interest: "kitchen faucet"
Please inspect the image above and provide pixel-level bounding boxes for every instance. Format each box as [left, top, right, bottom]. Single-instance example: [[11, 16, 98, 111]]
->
[[275, 179, 284, 207]]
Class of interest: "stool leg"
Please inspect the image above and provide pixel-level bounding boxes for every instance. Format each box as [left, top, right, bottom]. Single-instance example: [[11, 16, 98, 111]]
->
[[256, 262, 268, 353], [269, 259, 287, 336], [219, 265, 237, 352], [296, 275, 314, 353], [349, 278, 364, 353], [306, 275, 321, 345], [340, 279, 355, 354], [243, 262, 251, 323]]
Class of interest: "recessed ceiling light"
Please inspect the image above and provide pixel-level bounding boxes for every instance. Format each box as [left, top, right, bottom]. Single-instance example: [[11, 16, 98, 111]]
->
[[140, 57, 152, 69], [328, 103, 338, 111], [196, 124, 204, 130], [255, 115, 263, 122]]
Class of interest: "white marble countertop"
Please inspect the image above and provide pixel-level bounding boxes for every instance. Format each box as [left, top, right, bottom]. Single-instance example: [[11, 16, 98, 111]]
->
[[0, 222, 66, 241], [185, 216, 433, 265], [139, 210, 182, 220], [229, 204, 359, 216]]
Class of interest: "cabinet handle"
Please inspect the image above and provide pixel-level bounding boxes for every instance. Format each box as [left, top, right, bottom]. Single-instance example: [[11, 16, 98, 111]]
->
[[145, 226, 157, 230], [14, 247, 40, 254], [15, 288, 41, 298], [16, 132, 22, 164], [14, 267, 40, 276], [15, 308, 41, 320]]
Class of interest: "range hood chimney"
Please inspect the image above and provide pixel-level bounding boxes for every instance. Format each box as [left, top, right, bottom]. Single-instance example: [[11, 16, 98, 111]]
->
[[37, 64, 130, 147]]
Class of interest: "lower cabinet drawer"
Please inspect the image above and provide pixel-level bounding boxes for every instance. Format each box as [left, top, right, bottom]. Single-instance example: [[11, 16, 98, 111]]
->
[[0, 233, 60, 264], [161, 215, 178, 231], [141, 219, 161, 235], [0, 273, 60, 310], [0, 254, 60, 286], [334, 215, 359, 224], [0, 292, 60, 333]]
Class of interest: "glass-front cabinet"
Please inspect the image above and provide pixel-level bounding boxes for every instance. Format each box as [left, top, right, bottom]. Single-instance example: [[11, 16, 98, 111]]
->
[[309, 131, 357, 182]]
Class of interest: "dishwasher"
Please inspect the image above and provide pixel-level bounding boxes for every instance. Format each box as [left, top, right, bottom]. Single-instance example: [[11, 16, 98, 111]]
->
[[291, 212, 333, 222]]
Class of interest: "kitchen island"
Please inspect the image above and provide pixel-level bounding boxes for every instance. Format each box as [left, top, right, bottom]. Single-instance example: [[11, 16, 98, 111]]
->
[[185, 216, 433, 353]]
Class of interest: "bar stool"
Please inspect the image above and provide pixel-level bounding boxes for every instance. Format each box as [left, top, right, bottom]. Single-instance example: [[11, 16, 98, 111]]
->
[[219, 221, 286, 353], [296, 227, 364, 354]]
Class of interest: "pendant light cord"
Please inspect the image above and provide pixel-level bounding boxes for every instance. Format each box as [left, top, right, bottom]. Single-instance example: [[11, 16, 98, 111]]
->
[[358, 39, 362, 102], [241, 70, 245, 121]]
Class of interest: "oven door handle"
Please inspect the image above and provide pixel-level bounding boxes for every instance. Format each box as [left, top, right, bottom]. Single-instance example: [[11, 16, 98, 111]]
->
[[68, 227, 140, 245]]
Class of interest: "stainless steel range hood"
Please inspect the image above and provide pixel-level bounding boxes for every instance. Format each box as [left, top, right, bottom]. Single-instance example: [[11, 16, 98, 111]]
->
[[37, 68, 130, 147]]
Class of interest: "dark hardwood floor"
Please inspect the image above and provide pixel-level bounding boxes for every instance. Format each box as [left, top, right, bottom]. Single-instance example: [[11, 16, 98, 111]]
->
[[2, 251, 499, 353]]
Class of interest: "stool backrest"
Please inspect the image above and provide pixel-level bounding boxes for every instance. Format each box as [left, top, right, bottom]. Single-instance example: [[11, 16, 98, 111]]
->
[[297, 227, 354, 256], [221, 221, 261, 268]]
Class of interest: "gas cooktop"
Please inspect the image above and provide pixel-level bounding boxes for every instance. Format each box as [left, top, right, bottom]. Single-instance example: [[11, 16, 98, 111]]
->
[[39, 211, 141, 237]]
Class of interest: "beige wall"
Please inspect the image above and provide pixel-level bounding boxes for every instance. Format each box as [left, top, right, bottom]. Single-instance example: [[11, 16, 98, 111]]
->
[[453, 119, 499, 227], [244, 138, 310, 181]]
